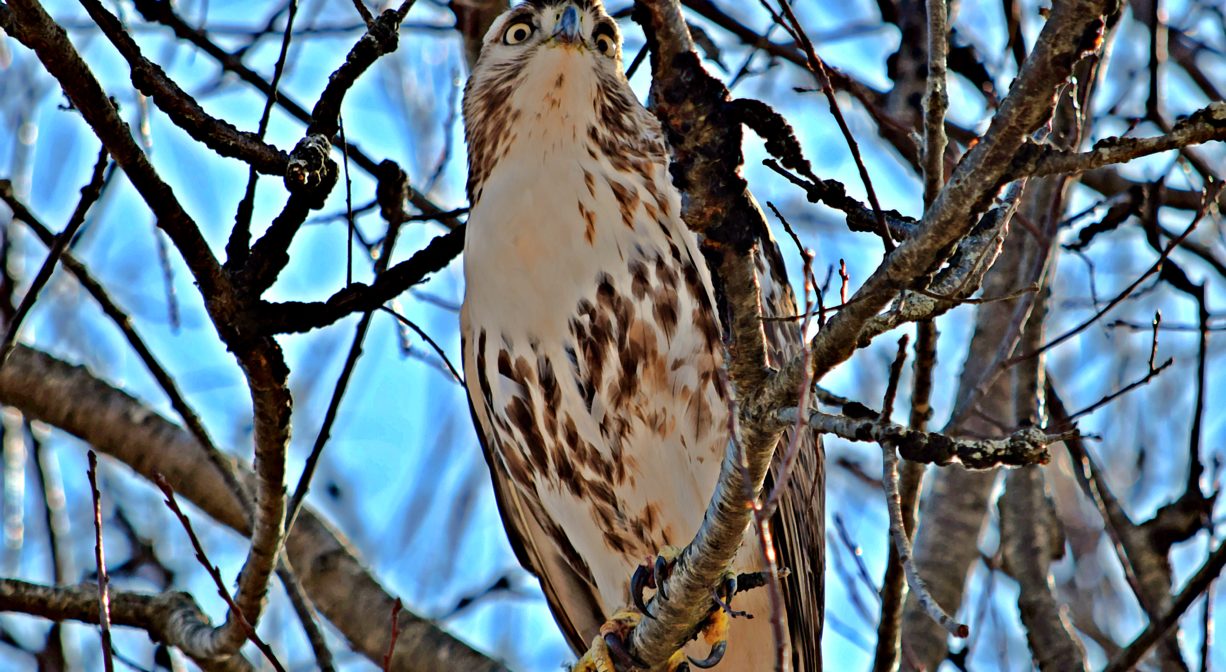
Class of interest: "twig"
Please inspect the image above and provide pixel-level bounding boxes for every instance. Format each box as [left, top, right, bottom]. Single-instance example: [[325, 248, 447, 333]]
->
[[1067, 357, 1173, 421], [30, 424, 71, 585], [872, 320, 936, 672], [149, 218, 180, 331], [379, 307, 465, 384], [87, 452, 115, 672], [1004, 213, 1201, 367], [342, 114, 354, 287], [276, 560, 335, 672], [286, 161, 409, 535], [351, 0, 374, 26], [384, 598, 403, 672], [153, 475, 287, 672], [772, 0, 893, 251], [0, 147, 110, 368], [832, 514, 882, 605], [0, 183, 252, 515], [878, 339, 968, 638], [227, 0, 301, 268], [1104, 539, 1226, 672], [883, 357, 958, 646], [247, 226, 464, 335]]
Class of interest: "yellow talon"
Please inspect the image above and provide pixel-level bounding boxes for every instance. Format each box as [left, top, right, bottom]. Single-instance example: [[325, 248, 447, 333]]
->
[[687, 604, 731, 669], [576, 554, 745, 671], [572, 609, 641, 672]]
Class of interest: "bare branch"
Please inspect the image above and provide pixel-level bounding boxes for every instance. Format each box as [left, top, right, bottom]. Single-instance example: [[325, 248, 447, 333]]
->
[[87, 451, 116, 672], [0, 579, 256, 671], [1025, 101, 1226, 177], [0, 346, 506, 671], [778, 408, 1059, 470], [1104, 539, 1226, 672], [0, 146, 110, 367], [922, 0, 950, 208], [999, 467, 1088, 671]]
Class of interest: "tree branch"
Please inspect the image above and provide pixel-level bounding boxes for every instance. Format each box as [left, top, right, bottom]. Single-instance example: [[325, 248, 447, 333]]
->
[[75, 0, 289, 175], [0, 579, 256, 671], [247, 226, 464, 335], [1025, 101, 1226, 177], [805, 0, 1120, 383], [0, 345, 506, 671], [999, 467, 1088, 670], [776, 408, 1060, 470]]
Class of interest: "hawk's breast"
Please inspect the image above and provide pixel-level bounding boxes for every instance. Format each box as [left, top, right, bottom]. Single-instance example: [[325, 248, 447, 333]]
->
[[462, 84, 735, 612]]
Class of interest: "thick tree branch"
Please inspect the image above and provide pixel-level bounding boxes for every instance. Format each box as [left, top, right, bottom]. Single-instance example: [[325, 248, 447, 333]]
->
[[0, 346, 505, 672], [805, 0, 1120, 383], [1000, 467, 1088, 671], [922, 0, 950, 207], [625, 1, 808, 666], [75, 0, 289, 175], [0, 580, 256, 671]]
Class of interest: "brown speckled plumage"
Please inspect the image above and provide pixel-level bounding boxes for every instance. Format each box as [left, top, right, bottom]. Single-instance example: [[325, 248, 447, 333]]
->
[[460, 2, 821, 669]]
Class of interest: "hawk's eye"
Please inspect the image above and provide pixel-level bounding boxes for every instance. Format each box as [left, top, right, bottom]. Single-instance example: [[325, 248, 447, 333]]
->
[[503, 21, 534, 45], [593, 25, 617, 55]]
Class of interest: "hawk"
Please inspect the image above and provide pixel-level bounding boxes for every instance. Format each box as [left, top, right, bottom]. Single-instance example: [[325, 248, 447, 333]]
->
[[460, 1, 823, 669]]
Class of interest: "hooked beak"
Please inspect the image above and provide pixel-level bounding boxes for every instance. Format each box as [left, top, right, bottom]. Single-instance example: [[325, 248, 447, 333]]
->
[[554, 5, 581, 45]]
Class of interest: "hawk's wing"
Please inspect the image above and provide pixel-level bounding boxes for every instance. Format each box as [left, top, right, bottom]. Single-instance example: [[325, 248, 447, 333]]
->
[[465, 389, 604, 653], [754, 221, 825, 672]]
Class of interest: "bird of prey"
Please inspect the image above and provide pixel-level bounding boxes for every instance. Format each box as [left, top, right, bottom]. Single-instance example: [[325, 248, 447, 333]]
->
[[460, 1, 822, 669]]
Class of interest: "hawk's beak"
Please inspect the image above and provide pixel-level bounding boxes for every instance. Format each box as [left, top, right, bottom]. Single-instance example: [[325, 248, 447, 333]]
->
[[554, 5, 581, 45]]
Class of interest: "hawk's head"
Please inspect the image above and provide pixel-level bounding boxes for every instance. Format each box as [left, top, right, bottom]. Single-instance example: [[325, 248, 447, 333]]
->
[[463, 1, 659, 202], [475, 1, 623, 70]]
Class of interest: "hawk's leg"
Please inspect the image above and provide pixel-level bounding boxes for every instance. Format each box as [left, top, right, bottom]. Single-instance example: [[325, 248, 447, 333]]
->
[[572, 609, 677, 672], [576, 553, 772, 671]]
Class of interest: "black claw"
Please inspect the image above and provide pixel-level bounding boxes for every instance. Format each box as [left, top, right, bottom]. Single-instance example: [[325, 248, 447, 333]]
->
[[719, 575, 737, 602], [711, 575, 751, 619], [677, 664, 691, 672], [603, 632, 647, 670], [631, 564, 656, 618], [687, 641, 727, 669], [654, 555, 670, 601]]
